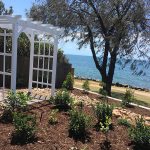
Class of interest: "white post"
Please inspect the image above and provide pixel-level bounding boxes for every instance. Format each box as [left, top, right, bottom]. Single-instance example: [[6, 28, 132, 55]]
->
[[51, 37, 58, 96], [11, 23, 18, 92], [28, 31, 34, 93], [2, 30, 6, 99]]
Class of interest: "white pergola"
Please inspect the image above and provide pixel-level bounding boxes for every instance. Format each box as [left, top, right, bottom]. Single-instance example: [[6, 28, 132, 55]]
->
[[0, 15, 63, 98]]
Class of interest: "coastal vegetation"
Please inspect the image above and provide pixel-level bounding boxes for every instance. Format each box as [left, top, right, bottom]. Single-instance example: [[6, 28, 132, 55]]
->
[[82, 80, 90, 93], [62, 72, 74, 90], [74, 78, 150, 107], [0, 0, 150, 149], [28, 0, 150, 96]]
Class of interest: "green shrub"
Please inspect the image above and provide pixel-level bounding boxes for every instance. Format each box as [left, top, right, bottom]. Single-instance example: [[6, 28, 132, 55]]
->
[[99, 88, 107, 96], [62, 72, 74, 90], [1, 91, 31, 123], [53, 90, 74, 109], [69, 109, 91, 137], [100, 116, 112, 133], [118, 118, 131, 127], [129, 117, 150, 146], [93, 103, 113, 130], [48, 109, 58, 125], [6, 91, 31, 111], [122, 88, 134, 106], [82, 80, 90, 92], [11, 112, 36, 144]]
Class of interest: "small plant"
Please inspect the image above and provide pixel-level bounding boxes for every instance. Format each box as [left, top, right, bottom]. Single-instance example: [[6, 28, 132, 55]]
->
[[99, 88, 107, 96], [53, 90, 74, 110], [1, 91, 31, 123], [129, 117, 150, 147], [62, 72, 74, 90], [100, 116, 112, 133], [93, 103, 113, 131], [48, 109, 58, 125], [6, 91, 30, 111], [11, 112, 36, 144], [82, 80, 90, 92], [122, 88, 134, 107], [118, 118, 131, 127], [69, 109, 91, 137]]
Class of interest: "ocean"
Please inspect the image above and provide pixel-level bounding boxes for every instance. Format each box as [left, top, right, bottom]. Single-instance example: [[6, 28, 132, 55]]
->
[[66, 54, 150, 90]]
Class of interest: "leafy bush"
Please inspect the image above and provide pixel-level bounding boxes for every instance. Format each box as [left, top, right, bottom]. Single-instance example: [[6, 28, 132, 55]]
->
[[53, 90, 74, 109], [118, 118, 131, 127], [11, 112, 36, 144], [93, 103, 113, 130], [1, 91, 31, 123], [48, 109, 58, 125], [82, 80, 90, 92], [99, 88, 107, 96], [6, 91, 31, 111], [62, 72, 74, 90], [69, 109, 91, 137], [122, 88, 134, 106], [129, 117, 150, 146], [100, 116, 112, 133]]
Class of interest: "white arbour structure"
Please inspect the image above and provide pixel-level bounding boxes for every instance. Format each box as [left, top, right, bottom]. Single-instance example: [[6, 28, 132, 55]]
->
[[0, 15, 63, 98]]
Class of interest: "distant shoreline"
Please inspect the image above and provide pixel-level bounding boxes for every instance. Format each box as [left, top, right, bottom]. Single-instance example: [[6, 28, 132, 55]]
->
[[74, 76, 150, 92]]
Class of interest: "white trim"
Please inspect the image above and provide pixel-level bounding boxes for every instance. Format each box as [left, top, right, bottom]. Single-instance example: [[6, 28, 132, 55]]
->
[[0, 15, 62, 97], [51, 37, 58, 96], [11, 22, 18, 92], [28, 32, 34, 93]]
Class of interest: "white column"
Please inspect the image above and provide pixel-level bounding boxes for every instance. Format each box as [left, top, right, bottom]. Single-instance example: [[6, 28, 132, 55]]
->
[[51, 37, 58, 96], [11, 23, 18, 92], [28, 31, 34, 93]]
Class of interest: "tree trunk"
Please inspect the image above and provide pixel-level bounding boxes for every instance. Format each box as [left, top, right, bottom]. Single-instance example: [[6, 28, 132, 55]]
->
[[101, 46, 118, 96]]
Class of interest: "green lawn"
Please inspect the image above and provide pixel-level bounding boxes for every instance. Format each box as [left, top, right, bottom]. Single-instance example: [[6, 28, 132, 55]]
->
[[74, 79, 150, 108]]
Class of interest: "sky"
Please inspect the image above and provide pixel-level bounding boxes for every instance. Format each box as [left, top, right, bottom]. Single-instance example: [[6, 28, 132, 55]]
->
[[2, 0, 92, 56]]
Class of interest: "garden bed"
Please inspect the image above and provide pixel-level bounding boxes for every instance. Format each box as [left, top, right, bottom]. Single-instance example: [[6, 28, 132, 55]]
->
[[0, 101, 140, 150], [0, 88, 149, 150]]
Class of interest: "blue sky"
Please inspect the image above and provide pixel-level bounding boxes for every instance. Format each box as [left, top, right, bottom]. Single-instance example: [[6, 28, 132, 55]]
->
[[2, 0, 91, 56]]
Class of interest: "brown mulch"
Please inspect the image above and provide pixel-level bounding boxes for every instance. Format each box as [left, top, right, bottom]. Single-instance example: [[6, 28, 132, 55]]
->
[[72, 89, 150, 116], [0, 100, 149, 150], [0, 89, 150, 150]]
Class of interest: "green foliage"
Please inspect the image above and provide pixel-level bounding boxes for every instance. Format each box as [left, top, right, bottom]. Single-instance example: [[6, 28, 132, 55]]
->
[[52, 90, 74, 109], [1, 91, 31, 123], [6, 91, 31, 112], [118, 118, 131, 127], [48, 109, 59, 125], [129, 117, 150, 146], [82, 80, 90, 92], [93, 103, 113, 131], [122, 88, 134, 106], [11, 112, 36, 144], [62, 72, 74, 90], [99, 88, 107, 96], [0, 1, 13, 15], [100, 116, 112, 133], [69, 109, 91, 137]]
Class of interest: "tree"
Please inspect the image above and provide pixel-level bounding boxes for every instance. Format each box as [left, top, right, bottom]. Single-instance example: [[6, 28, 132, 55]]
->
[[0, 1, 13, 15], [28, 0, 150, 96]]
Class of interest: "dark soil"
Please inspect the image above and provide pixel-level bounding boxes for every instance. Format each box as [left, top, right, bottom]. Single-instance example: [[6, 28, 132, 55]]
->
[[0, 90, 149, 150]]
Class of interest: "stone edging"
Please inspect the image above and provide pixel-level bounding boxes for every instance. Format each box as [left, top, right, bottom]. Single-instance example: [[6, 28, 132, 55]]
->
[[74, 87, 150, 111]]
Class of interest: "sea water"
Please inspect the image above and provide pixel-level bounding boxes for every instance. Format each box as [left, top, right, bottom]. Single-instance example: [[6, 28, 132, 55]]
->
[[66, 55, 150, 90]]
